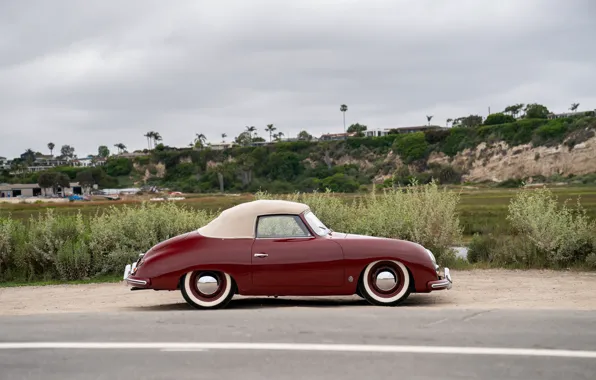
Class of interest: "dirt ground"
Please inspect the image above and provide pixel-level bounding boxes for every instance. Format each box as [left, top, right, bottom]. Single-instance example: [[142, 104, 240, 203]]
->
[[1, 269, 596, 316]]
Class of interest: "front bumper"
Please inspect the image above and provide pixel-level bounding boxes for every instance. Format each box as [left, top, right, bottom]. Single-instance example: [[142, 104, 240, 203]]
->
[[427, 267, 452, 291]]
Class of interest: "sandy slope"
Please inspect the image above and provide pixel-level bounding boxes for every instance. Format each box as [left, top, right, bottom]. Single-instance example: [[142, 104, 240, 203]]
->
[[1, 269, 596, 316]]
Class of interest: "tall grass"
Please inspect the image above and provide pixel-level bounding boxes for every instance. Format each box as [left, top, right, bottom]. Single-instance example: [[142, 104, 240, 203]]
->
[[257, 180, 463, 261]]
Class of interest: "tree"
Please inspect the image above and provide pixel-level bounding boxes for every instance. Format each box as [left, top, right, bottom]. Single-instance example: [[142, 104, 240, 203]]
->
[[75, 170, 95, 194], [245, 126, 257, 141], [37, 172, 54, 196], [265, 124, 277, 142], [570, 103, 580, 112], [221, 133, 227, 142], [453, 115, 483, 128], [52, 173, 71, 196], [235, 131, 252, 146], [347, 123, 367, 137], [426, 115, 433, 126], [21, 149, 36, 165], [273, 132, 285, 142], [504, 104, 524, 118], [47, 142, 55, 156], [152, 132, 162, 147], [484, 113, 516, 126], [114, 143, 126, 154], [144, 132, 153, 149], [524, 103, 550, 119], [98, 145, 110, 158], [60, 145, 75, 158], [194, 133, 207, 148], [213, 164, 225, 193], [340, 104, 348, 133], [297, 130, 313, 141], [446, 118, 453, 127]]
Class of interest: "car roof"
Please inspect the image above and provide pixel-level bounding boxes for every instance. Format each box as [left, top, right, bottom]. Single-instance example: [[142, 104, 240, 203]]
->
[[197, 199, 310, 239]]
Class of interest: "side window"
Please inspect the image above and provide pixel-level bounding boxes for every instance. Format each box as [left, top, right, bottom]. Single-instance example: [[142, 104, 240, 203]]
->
[[256, 215, 312, 238]]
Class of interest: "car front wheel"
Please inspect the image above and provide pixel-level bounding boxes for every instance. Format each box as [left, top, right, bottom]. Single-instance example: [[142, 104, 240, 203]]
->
[[359, 260, 411, 306], [181, 270, 235, 309]]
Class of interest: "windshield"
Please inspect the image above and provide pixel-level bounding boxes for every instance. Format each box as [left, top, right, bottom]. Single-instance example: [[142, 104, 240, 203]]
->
[[303, 210, 330, 236]]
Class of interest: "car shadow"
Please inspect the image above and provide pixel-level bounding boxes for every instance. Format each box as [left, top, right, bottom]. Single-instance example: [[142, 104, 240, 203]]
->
[[125, 294, 449, 312]]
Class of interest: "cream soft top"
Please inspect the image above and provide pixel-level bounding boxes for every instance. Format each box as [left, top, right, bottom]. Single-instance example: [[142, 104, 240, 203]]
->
[[197, 199, 310, 239]]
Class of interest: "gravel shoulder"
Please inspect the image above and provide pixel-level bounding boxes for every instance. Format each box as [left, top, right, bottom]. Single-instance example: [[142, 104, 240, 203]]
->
[[1, 269, 596, 316]]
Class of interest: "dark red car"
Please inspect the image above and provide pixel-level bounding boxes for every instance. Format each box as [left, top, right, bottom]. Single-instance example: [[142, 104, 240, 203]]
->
[[124, 199, 452, 309]]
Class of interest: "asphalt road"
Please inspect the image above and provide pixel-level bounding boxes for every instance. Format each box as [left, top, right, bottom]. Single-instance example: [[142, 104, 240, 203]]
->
[[1, 300, 595, 380]]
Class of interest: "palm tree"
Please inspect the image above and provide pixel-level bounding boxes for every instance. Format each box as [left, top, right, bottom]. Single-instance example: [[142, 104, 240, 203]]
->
[[114, 143, 126, 154], [570, 103, 580, 112], [195, 133, 207, 148], [426, 115, 433, 126], [144, 132, 153, 149], [47, 142, 55, 157], [273, 131, 285, 142], [265, 124, 277, 142], [340, 104, 348, 133], [245, 126, 257, 141], [446, 118, 453, 128], [152, 132, 162, 148], [221, 133, 227, 143]]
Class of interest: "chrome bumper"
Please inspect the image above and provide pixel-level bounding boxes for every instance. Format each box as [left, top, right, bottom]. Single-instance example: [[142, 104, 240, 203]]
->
[[123, 253, 147, 286], [430, 267, 452, 290]]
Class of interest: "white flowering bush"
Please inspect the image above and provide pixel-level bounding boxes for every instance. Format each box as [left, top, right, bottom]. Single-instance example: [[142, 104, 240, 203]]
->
[[507, 186, 596, 266]]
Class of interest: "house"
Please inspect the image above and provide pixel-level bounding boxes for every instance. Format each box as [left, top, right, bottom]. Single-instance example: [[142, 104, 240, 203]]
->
[[547, 110, 595, 120], [319, 132, 357, 141], [0, 182, 82, 198], [364, 129, 393, 138], [388, 125, 446, 134], [208, 142, 237, 150]]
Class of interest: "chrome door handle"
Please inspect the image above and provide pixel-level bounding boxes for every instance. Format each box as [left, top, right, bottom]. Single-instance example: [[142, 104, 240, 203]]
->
[[254, 253, 268, 258]]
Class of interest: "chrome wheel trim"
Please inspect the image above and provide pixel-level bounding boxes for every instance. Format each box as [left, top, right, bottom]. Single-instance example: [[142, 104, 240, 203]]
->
[[375, 270, 397, 292], [196, 275, 219, 295]]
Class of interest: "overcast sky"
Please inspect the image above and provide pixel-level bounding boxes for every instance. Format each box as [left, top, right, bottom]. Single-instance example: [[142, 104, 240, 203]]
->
[[1, 0, 595, 158]]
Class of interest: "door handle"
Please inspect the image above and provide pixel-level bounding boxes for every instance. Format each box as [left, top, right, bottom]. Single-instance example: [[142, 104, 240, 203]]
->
[[254, 253, 268, 258]]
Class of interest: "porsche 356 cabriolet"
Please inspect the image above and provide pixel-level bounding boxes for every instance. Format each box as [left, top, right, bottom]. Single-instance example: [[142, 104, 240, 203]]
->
[[123, 199, 452, 309]]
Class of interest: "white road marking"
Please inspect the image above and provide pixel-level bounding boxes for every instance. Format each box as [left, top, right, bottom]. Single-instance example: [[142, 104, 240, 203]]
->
[[0, 342, 595, 358]]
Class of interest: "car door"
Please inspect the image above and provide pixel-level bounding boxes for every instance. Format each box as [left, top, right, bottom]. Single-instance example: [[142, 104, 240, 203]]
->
[[251, 214, 344, 288]]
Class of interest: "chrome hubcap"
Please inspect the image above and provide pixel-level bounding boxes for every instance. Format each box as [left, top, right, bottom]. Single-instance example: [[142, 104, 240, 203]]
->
[[375, 270, 397, 291], [197, 275, 218, 295]]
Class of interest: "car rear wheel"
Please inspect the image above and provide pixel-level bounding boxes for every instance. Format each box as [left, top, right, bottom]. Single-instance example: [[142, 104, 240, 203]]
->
[[358, 260, 411, 306], [181, 270, 234, 309]]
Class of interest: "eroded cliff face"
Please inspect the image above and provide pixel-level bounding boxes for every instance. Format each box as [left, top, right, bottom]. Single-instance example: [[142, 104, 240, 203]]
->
[[428, 135, 596, 182]]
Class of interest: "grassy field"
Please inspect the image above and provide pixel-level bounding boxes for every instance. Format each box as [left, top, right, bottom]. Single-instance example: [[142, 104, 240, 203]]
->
[[2, 186, 596, 239]]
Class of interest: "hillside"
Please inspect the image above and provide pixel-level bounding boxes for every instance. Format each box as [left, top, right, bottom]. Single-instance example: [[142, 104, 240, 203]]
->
[[4, 114, 596, 193]]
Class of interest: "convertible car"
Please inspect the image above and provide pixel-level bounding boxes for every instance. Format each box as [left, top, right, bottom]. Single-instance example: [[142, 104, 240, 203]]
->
[[123, 199, 452, 309]]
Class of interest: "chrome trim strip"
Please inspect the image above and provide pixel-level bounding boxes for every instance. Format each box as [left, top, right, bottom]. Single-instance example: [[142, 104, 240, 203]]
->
[[431, 280, 451, 289], [126, 278, 148, 286]]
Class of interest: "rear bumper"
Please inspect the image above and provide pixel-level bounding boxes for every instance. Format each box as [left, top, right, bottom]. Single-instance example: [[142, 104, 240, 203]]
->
[[123, 256, 151, 288], [427, 267, 452, 291]]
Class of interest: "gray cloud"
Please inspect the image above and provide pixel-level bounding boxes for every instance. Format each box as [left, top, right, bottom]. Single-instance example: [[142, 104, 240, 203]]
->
[[1, 0, 595, 158]]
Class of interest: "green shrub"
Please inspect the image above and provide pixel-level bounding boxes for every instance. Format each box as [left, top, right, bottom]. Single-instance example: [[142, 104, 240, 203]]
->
[[484, 113, 516, 125], [507, 187, 596, 267], [392, 132, 429, 162]]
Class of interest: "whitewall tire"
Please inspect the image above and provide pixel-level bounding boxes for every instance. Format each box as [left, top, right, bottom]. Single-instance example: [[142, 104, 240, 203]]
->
[[358, 260, 411, 306], [181, 270, 235, 309]]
